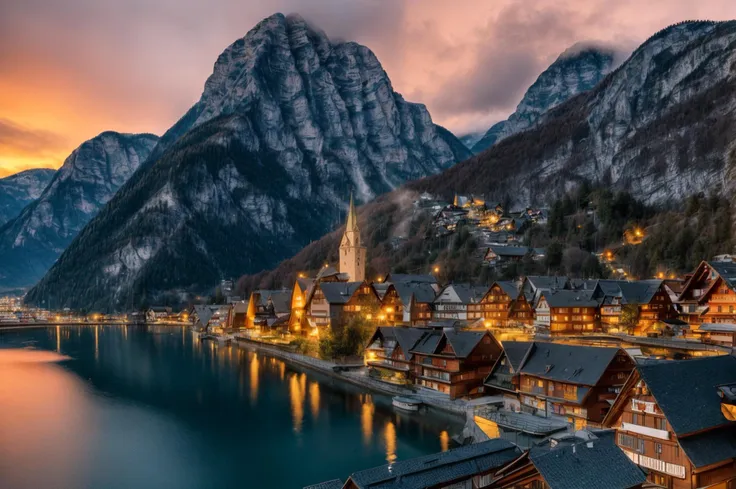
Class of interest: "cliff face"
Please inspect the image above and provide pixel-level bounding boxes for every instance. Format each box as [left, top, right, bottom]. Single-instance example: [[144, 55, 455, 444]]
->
[[26, 13, 470, 310], [471, 44, 617, 153], [415, 21, 736, 206], [0, 132, 158, 289], [0, 168, 55, 226]]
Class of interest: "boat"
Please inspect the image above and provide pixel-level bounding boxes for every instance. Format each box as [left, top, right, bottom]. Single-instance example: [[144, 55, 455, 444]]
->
[[392, 396, 423, 411]]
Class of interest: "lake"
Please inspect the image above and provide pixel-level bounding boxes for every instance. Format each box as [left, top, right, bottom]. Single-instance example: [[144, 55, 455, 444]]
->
[[0, 325, 463, 489]]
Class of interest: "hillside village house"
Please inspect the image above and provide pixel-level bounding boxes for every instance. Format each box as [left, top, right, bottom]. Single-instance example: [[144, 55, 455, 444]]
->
[[434, 283, 488, 321], [520, 275, 570, 305], [364, 327, 426, 385], [677, 261, 736, 328], [379, 280, 437, 326], [482, 342, 635, 433], [604, 355, 736, 489], [409, 329, 502, 399], [595, 280, 676, 333], [535, 289, 600, 334], [483, 245, 545, 270], [480, 281, 534, 329], [306, 281, 380, 334]]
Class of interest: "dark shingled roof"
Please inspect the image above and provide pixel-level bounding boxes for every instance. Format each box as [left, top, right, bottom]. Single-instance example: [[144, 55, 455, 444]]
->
[[302, 479, 343, 489], [678, 425, 736, 468], [393, 282, 437, 306], [501, 341, 533, 371], [346, 439, 520, 489], [637, 355, 736, 436], [525, 276, 569, 291], [296, 277, 313, 292], [393, 328, 427, 360], [410, 332, 443, 355], [255, 289, 292, 314], [530, 434, 646, 489], [320, 282, 364, 304], [386, 273, 437, 284], [520, 343, 622, 387], [709, 261, 736, 288], [443, 330, 490, 358], [193, 305, 214, 327], [541, 289, 600, 308], [435, 284, 489, 305], [487, 245, 532, 257], [495, 281, 521, 300]]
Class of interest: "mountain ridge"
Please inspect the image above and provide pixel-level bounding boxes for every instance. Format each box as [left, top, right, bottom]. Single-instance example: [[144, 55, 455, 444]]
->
[[0, 168, 56, 226]]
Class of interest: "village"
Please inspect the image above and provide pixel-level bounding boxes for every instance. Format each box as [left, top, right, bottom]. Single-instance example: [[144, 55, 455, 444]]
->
[[147, 197, 736, 489]]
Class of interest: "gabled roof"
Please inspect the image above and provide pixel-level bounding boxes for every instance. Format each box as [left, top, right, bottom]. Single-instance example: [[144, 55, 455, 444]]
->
[[193, 305, 214, 327], [524, 276, 569, 291], [529, 434, 646, 489], [302, 479, 343, 489], [295, 277, 313, 293], [539, 289, 600, 308], [393, 328, 427, 360], [410, 331, 443, 355], [677, 424, 736, 469], [372, 282, 390, 300], [637, 355, 736, 436], [319, 282, 365, 304], [519, 343, 623, 386], [346, 439, 519, 489], [385, 273, 437, 284], [487, 245, 531, 257], [617, 280, 662, 305], [316, 266, 340, 280], [493, 281, 521, 301], [255, 289, 292, 313], [434, 284, 489, 305], [393, 281, 437, 306], [501, 341, 534, 371], [679, 260, 736, 302], [443, 330, 493, 358]]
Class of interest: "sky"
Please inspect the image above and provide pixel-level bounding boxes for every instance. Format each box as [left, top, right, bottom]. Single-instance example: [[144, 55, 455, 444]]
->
[[1, 0, 735, 177]]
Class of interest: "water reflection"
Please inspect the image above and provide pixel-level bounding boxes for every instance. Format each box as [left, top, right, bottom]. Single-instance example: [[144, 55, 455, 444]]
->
[[0, 326, 464, 489], [440, 430, 450, 452], [385, 421, 397, 464]]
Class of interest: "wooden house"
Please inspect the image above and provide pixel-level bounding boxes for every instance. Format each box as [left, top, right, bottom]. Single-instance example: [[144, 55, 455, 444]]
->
[[364, 327, 425, 385], [434, 284, 489, 321], [288, 277, 313, 333], [604, 355, 736, 489], [595, 280, 676, 334], [245, 289, 291, 330], [306, 281, 380, 334], [380, 281, 437, 326], [410, 329, 502, 399], [480, 281, 534, 328], [535, 289, 600, 335], [484, 245, 545, 270], [677, 261, 736, 328], [485, 342, 634, 430]]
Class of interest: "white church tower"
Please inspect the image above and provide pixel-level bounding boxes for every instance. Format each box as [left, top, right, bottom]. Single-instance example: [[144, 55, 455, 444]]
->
[[339, 194, 366, 282]]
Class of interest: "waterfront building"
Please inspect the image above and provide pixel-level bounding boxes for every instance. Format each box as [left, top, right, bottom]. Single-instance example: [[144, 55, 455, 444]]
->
[[379, 281, 437, 326], [230, 301, 248, 330], [534, 289, 600, 334], [479, 281, 534, 329], [595, 279, 676, 334], [339, 195, 367, 283], [364, 327, 425, 385], [304, 438, 520, 489], [289, 277, 313, 333], [604, 355, 736, 489], [145, 306, 173, 323], [245, 289, 291, 330], [677, 261, 736, 328], [434, 283, 488, 321], [306, 281, 380, 334], [491, 430, 646, 489], [482, 342, 635, 434], [410, 329, 502, 399], [520, 276, 570, 304]]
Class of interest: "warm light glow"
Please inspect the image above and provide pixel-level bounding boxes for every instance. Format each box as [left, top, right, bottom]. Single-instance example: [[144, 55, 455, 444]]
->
[[361, 396, 374, 445], [367, 351, 377, 361], [309, 381, 320, 419], [378, 314, 386, 321], [289, 372, 305, 434], [440, 430, 450, 452], [250, 352, 259, 405], [433, 266, 440, 273], [376, 277, 383, 283], [385, 307, 394, 313], [385, 421, 397, 464], [657, 272, 664, 279]]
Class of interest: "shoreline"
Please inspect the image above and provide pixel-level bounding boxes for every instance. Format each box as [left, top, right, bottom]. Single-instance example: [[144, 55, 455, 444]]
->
[[231, 337, 473, 418]]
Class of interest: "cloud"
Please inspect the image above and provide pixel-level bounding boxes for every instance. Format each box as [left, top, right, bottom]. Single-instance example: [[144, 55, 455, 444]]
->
[[0, 119, 68, 158]]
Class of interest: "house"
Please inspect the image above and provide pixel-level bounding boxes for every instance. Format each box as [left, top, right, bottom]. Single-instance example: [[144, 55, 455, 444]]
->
[[483, 342, 634, 431], [245, 289, 291, 330], [434, 284, 489, 321], [479, 281, 534, 329], [364, 327, 425, 385], [677, 261, 736, 328], [289, 277, 313, 333], [594, 280, 676, 334], [307, 438, 520, 489], [520, 276, 570, 305], [230, 301, 248, 331], [306, 281, 380, 334], [192, 305, 217, 331], [205, 305, 232, 334], [484, 245, 544, 269], [145, 306, 173, 323], [491, 430, 646, 489], [380, 281, 437, 326], [535, 289, 600, 334], [604, 355, 736, 489], [698, 323, 736, 346], [410, 329, 502, 399]]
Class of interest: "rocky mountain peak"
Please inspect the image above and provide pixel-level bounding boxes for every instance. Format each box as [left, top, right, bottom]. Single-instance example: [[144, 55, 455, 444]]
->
[[0, 168, 55, 226]]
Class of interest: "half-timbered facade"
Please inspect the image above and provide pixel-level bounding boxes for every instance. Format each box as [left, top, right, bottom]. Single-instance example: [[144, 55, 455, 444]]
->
[[535, 290, 600, 334], [480, 281, 534, 328], [306, 281, 380, 334], [677, 261, 736, 328]]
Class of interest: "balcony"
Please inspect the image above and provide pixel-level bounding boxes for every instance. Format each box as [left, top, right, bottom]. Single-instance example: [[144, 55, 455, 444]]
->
[[631, 399, 658, 415], [622, 450, 685, 479], [621, 422, 669, 440]]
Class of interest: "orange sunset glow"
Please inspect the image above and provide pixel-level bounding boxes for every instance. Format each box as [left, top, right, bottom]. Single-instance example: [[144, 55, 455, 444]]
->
[[1, 0, 735, 177]]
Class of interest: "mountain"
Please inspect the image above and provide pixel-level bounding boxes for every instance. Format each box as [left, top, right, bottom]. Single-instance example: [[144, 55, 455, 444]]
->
[[236, 20, 736, 293], [0, 168, 55, 225], [458, 132, 484, 152], [471, 44, 617, 153], [416, 21, 736, 206], [0, 132, 158, 290], [25, 13, 470, 310]]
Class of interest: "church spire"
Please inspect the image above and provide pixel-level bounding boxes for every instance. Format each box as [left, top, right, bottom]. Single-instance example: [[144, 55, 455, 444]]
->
[[339, 194, 366, 282], [345, 193, 359, 232]]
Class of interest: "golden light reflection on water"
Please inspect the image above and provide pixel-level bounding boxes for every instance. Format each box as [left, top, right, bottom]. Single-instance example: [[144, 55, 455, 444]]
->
[[94, 326, 99, 362], [309, 381, 320, 419], [385, 421, 397, 464], [440, 430, 449, 452], [289, 372, 305, 433], [56, 325, 61, 353], [361, 395, 375, 445], [249, 352, 259, 404], [279, 361, 285, 381]]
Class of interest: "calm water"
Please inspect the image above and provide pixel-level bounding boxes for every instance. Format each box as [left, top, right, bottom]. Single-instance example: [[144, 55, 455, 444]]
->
[[0, 325, 462, 489]]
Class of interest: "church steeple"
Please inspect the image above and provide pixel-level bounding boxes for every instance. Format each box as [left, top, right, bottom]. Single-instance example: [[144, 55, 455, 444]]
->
[[339, 194, 366, 282]]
